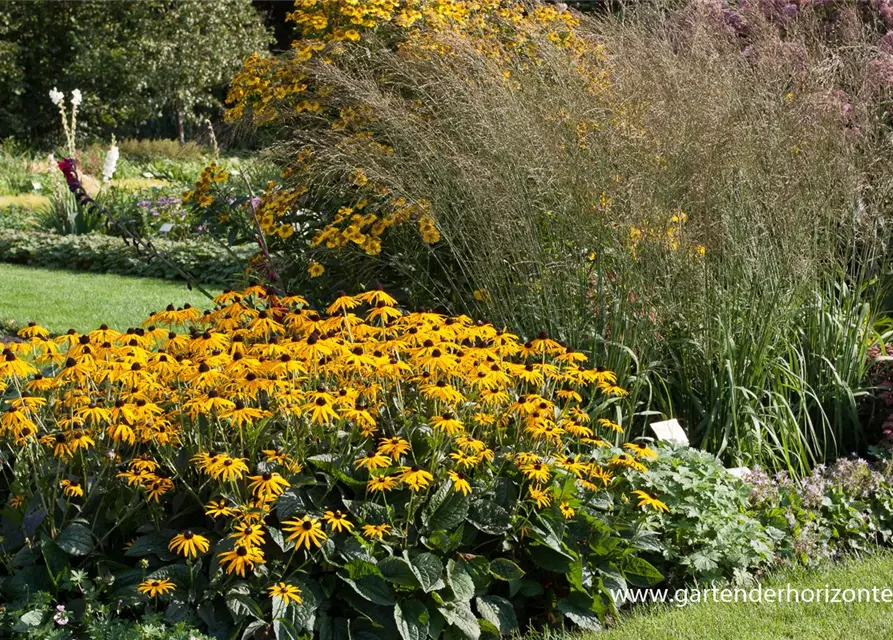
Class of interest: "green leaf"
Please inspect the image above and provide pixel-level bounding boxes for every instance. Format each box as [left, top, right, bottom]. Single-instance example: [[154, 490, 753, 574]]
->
[[41, 537, 70, 585], [621, 556, 663, 588], [423, 482, 470, 532], [338, 559, 395, 606], [557, 592, 603, 631], [395, 598, 430, 640], [55, 523, 93, 556], [380, 556, 420, 586], [467, 500, 511, 535], [437, 601, 481, 640], [475, 596, 518, 635], [124, 532, 176, 560], [405, 551, 443, 593], [12, 610, 45, 633], [447, 559, 475, 601], [488, 558, 524, 582]]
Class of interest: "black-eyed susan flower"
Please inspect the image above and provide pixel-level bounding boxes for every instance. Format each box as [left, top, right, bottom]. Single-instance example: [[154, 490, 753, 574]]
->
[[268, 582, 303, 605], [247, 472, 290, 500], [169, 530, 210, 559], [354, 452, 391, 472], [632, 490, 669, 513], [367, 474, 398, 493], [448, 471, 472, 496], [282, 516, 328, 550], [218, 545, 264, 577], [205, 499, 237, 518], [559, 502, 575, 519], [61, 479, 84, 498], [322, 510, 354, 533], [137, 578, 176, 597], [231, 522, 266, 548], [361, 524, 391, 540], [398, 465, 434, 492]]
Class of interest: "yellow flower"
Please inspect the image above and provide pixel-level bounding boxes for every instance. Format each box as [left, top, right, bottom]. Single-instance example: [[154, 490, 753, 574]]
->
[[247, 472, 290, 500], [268, 582, 303, 605], [559, 502, 575, 519], [61, 479, 84, 498], [322, 509, 354, 533], [205, 499, 237, 518], [367, 474, 398, 493], [361, 524, 391, 540], [283, 516, 328, 550], [168, 531, 210, 559], [448, 471, 472, 496], [308, 261, 325, 277], [398, 465, 434, 492], [137, 578, 176, 597], [632, 490, 669, 513], [218, 545, 264, 577]]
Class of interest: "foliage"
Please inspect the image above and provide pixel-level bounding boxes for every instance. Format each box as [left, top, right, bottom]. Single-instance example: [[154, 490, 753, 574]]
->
[[0, 593, 213, 640], [0, 1, 272, 142], [745, 458, 893, 564], [622, 445, 777, 588], [0, 286, 669, 638], [225, 0, 893, 474], [0, 230, 253, 285]]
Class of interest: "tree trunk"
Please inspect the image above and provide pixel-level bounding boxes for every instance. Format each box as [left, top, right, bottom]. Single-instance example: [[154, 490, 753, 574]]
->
[[176, 106, 185, 146]]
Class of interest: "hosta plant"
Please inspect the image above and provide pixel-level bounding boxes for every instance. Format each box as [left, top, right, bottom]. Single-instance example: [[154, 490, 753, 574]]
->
[[0, 286, 666, 638]]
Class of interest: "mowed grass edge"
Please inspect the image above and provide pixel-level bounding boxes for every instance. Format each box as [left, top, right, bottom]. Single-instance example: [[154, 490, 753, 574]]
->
[[0, 263, 218, 333]]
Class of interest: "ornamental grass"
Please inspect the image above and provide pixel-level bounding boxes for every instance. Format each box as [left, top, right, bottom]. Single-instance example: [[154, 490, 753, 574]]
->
[[0, 286, 668, 637]]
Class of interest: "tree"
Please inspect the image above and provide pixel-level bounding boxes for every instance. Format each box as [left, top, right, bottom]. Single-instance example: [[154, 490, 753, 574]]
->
[[0, 0, 272, 143]]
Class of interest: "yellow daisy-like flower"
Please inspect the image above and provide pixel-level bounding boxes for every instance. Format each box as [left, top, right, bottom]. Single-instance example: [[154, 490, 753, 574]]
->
[[61, 479, 84, 498], [361, 524, 391, 540], [308, 261, 325, 278], [322, 509, 354, 533], [247, 472, 290, 500], [398, 465, 434, 492], [137, 578, 176, 597], [283, 516, 328, 550], [632, 490, 669, 513], [168, 530, 210, 559], [448, 471, 472, 496], [559, 502, 575, 519], [268, 582, 303, 605], [218, 545, 264, 577], [367, 474, 399, 493]]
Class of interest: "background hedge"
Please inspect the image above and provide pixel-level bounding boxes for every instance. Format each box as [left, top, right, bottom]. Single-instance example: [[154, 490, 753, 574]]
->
[[0, 229, 253, 285]]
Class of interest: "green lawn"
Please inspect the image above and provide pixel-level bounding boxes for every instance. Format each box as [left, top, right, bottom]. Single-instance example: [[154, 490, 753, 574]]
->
[[0, 263, 217, 332], [590, 553, 893, 640]]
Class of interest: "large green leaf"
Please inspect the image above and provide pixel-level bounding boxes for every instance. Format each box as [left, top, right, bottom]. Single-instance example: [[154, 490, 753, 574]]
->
[[405, 551, 443, 593], [423, 482, 470, 532], [55, 523, 93, 556], [621, 556, 663, 588], [446, 559, 475, 601], [488, 558, 524, 582], [338, 559, 396, 606], [437, 601, 481, 640], [557, 592, 603, 631], [124, 531, 176, 561], [379, 556, 419, 586], [395, 598, 430, 640], [475, 595, 518, 636], [467, 500, 511, 535]]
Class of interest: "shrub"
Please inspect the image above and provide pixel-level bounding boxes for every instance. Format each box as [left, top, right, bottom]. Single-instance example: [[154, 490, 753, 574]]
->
[[623, 445, 777, 588], [0, 286, 672, 638], [0, 229, 254, 285]]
